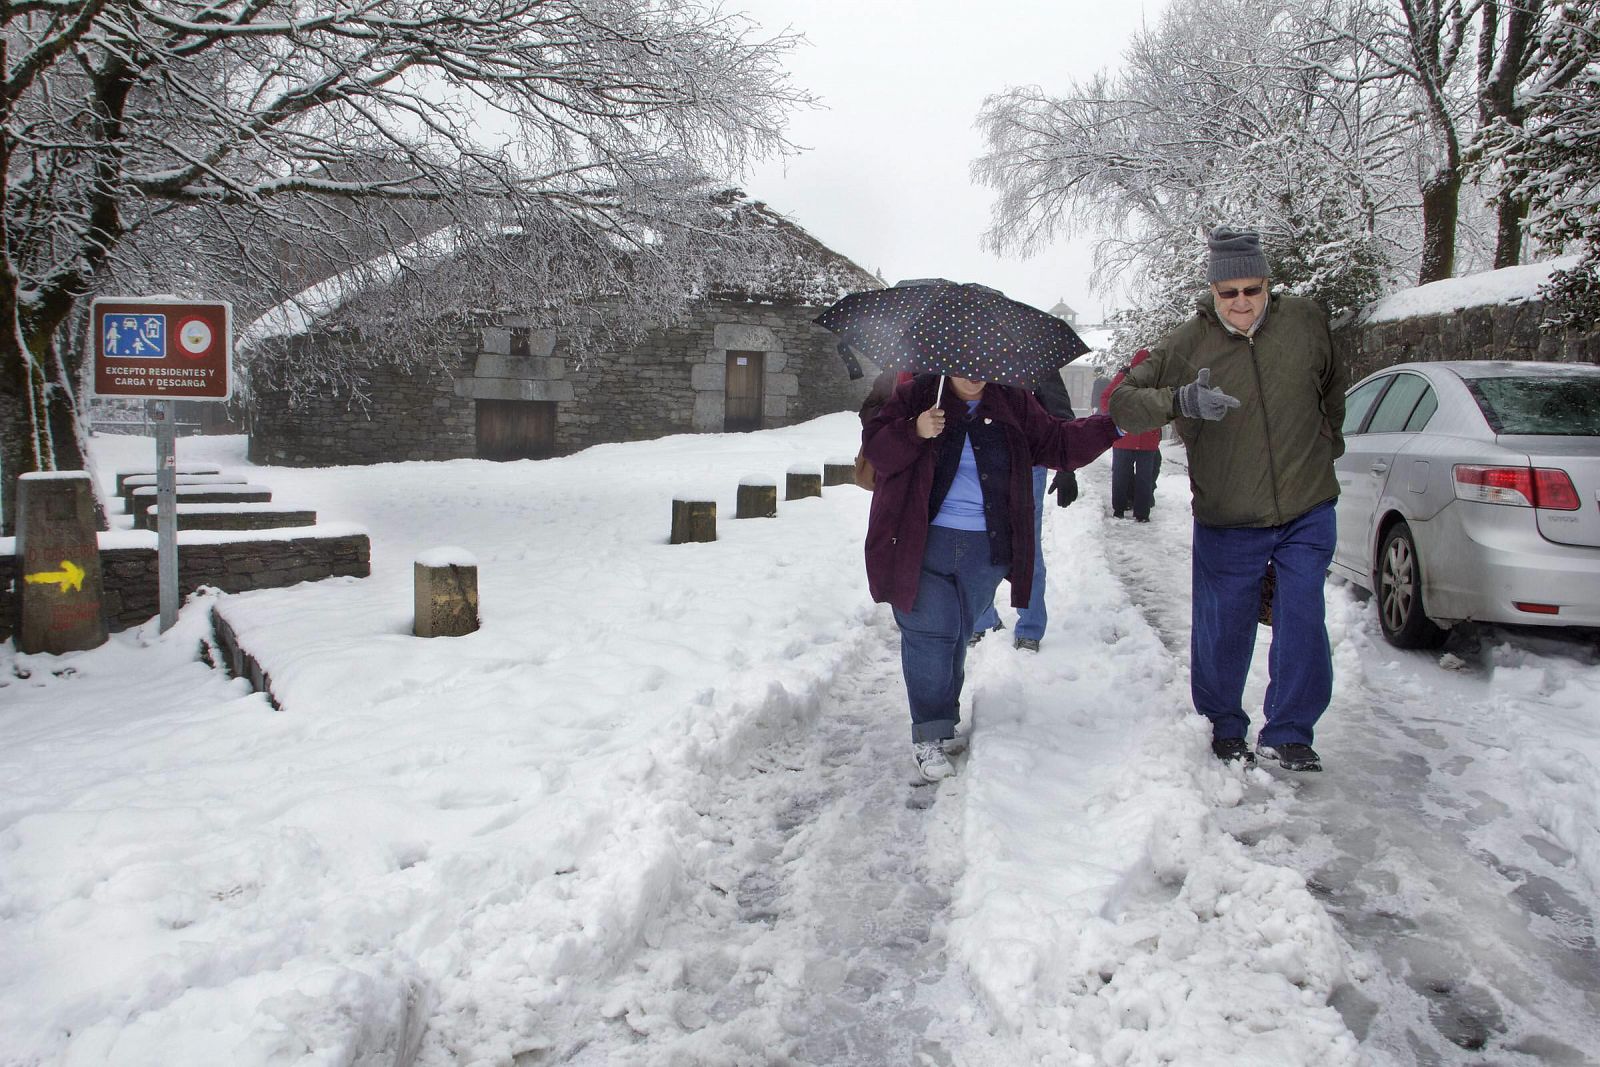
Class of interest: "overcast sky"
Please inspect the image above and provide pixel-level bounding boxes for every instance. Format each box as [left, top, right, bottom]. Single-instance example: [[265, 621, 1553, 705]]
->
[[734, 1, 1166, 323]]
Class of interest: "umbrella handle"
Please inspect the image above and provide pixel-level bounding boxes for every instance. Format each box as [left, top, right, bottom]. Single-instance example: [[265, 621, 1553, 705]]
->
[[935, 375, 945, 407]]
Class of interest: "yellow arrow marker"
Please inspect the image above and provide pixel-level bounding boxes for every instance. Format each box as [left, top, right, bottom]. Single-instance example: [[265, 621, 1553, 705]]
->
[[24, 559, 86, 593]]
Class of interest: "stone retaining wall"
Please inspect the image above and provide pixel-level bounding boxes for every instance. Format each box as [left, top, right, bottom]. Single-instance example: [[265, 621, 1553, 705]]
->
[[1, 531, 369, 641], [135, 507, 318, 532], [1335, 296, 1600, 383]]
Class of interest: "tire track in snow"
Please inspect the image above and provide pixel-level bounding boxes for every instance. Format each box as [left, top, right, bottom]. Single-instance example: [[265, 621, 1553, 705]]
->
[[1099, 455, 1600, 1065], [542, 608, 994, 1066]]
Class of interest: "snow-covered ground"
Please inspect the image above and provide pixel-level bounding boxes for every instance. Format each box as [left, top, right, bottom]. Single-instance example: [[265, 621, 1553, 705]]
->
[[2, 416, 1596, 1066]]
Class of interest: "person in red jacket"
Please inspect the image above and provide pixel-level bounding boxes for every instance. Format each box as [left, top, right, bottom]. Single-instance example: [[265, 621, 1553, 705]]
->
[[1101, 350, 1163, 522], [862, 372, 1118, 782]]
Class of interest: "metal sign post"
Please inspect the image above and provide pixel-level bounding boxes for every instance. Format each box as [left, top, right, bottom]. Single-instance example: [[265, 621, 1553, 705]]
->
[[89, 297, 232, 634], [152, 401, 179, 631]]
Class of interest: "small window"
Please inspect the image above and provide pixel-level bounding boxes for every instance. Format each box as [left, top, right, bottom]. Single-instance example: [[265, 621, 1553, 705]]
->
[[1404, 389, 1437, 432], [1366, 373, 1432, 433], [1343, 376, 1390, 435], [509, 327, 532, 358]]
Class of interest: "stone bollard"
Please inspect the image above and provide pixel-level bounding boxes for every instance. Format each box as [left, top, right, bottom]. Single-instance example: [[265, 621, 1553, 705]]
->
[[670, 499, 717, 543], [822, 462, 855, 487], [735, 478, 778, 519], [785, 468, 822, 501], [16, 472, 109, 654], [414, 547, 479, 638]]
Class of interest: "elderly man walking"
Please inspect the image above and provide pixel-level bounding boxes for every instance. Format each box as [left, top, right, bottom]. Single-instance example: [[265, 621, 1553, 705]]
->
[[1110, 227, 1347, 771]]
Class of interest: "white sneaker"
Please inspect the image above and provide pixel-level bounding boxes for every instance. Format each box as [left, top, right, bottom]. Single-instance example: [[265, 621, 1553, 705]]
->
[[913, 740, 955, 782]]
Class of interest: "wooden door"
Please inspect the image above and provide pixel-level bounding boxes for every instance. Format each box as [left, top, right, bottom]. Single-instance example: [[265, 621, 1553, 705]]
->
[[724, 350, 764, 432], [476, 399, 555, 460]]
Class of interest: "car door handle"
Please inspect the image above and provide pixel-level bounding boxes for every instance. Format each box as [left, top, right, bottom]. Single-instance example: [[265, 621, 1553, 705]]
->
[[1369, 460, 1389, 474]]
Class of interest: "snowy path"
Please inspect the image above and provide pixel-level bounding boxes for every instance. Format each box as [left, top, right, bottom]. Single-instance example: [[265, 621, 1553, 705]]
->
[[548, 609, 987, 1065], [6, 425, 1597, 1065], [1103, 453, 1600, 1066]]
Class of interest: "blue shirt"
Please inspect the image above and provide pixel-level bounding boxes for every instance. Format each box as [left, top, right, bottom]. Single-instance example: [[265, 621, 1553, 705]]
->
[[932, 401, 987, 530]]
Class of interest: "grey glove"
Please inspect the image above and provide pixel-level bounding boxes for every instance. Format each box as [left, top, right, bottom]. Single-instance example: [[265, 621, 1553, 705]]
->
[[1176, 368, 1241, 421]]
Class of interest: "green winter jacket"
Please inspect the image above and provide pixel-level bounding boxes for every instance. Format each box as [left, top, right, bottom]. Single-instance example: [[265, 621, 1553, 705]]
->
[[1108, 292, 1347, 528]]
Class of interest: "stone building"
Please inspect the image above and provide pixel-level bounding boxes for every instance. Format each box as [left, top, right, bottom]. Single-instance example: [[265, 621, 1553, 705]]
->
[[244, 204, 881, 467]]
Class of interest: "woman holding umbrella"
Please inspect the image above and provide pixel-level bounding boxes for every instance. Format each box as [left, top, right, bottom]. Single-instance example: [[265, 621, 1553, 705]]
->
[[862, 372, 1119, 781]]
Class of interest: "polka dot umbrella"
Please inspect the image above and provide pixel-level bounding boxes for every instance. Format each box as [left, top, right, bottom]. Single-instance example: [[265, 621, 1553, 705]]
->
[[814, 280, 1090, 389]]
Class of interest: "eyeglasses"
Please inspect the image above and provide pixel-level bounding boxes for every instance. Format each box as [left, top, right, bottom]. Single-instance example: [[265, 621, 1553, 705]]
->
[[1214, 283, 1266, 299]]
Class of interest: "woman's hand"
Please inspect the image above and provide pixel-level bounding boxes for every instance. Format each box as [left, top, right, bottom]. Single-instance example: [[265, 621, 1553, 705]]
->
[[915, 405, 945, 439]]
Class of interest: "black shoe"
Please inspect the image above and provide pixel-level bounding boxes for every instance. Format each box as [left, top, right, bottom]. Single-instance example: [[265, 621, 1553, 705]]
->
[[1014, 637, 1040, 652], [1134, 516, 1150, 523], [1211, 737, 1256, 765], [1112, 510, 1125, 519], [1256, 741, 1322, 772]]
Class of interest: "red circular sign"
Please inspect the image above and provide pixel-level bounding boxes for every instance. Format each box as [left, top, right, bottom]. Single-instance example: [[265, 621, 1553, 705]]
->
[[176, 317, 213, 359]]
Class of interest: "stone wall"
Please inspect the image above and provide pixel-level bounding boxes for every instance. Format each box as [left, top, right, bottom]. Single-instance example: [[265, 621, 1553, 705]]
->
[[0, 531, 370, 641], [1335, 297, 1600, 383], [557, 301, 867, 451], [248, 335, 477, 466], [245, 300, 870, 467]]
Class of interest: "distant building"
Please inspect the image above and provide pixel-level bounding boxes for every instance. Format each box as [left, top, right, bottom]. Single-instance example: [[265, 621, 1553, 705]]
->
[[243, 202, 882, 466], [1047, 299, 1079, 327]]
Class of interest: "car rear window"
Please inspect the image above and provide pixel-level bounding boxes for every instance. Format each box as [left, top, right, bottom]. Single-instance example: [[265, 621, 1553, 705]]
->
[[1465, 376, 1600, 436]]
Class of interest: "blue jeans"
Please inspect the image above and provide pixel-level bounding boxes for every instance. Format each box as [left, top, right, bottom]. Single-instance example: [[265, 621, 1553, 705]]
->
[[893, 526, 1009, 742], [1191, 501, 1336, 747], [974, 466, 1048, 640]]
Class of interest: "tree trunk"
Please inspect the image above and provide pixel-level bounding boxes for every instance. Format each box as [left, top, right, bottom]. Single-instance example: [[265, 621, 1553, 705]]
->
[[1418, 171, 1462, 284], [1, 334, 91, 536], [1493, 193, 1528, 268]]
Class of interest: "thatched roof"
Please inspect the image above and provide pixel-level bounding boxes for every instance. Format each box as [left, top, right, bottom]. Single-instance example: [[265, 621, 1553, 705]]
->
[[712, 196, 881, 305]]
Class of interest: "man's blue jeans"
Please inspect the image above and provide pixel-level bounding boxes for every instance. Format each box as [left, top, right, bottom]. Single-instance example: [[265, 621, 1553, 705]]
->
[[974, 465, 1048, 641], [894, 525, 1009, 742], [1191, 500, 1336, 748]]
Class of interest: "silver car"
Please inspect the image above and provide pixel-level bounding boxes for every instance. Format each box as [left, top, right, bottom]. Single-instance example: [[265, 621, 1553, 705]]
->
[[1330, 360, 1600, 647]]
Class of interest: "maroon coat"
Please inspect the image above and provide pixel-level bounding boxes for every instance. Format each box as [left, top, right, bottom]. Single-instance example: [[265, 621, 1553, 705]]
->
[[863, 375, 1119, 612]]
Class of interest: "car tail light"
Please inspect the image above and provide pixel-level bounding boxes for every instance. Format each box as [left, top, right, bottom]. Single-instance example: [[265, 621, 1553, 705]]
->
[[1452, 465, 1582, 510], [1514, 602, 1561, 615]]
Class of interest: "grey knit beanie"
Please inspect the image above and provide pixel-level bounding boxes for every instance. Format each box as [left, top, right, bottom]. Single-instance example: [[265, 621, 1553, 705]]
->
[[1206, 227, 1269, 283]]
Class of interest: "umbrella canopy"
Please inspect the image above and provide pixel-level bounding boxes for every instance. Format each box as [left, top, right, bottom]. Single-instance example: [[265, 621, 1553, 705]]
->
[[813, 280, 1089, 389]]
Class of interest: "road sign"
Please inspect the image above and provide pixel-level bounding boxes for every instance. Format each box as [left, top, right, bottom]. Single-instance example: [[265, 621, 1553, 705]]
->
[[91, 298, 232, 400]]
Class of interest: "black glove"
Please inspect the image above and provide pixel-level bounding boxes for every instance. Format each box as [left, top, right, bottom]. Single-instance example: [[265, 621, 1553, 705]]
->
[[1176, 368, 1241, 421], [1047, 470, 1078, 507]]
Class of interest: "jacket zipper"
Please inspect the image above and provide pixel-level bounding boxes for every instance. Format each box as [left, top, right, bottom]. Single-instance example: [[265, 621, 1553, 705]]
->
[[1246, 334, 1284, 524]]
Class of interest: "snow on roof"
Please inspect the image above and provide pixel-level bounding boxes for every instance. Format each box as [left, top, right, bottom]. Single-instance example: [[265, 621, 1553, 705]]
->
[[1359, 255, 1581, 326], [708, 199, 881, 305]]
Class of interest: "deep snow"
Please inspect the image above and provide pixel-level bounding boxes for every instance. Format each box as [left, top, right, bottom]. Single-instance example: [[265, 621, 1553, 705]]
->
[[1, 417, 1596, 1066]]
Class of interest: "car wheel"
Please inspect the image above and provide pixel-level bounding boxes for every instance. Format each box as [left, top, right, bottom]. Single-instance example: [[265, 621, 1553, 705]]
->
[[1377, 521, 1447, 649]]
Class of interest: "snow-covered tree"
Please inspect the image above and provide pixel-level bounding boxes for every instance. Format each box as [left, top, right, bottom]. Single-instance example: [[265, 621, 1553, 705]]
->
[[1470, 0, 1552, 267], [1315, 0, 1579, 279], [1335, 0, 1481, 283], [973, 0, 1401, 345], [1483, 1, 1600, 328], [0, 1, 809, 532]]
